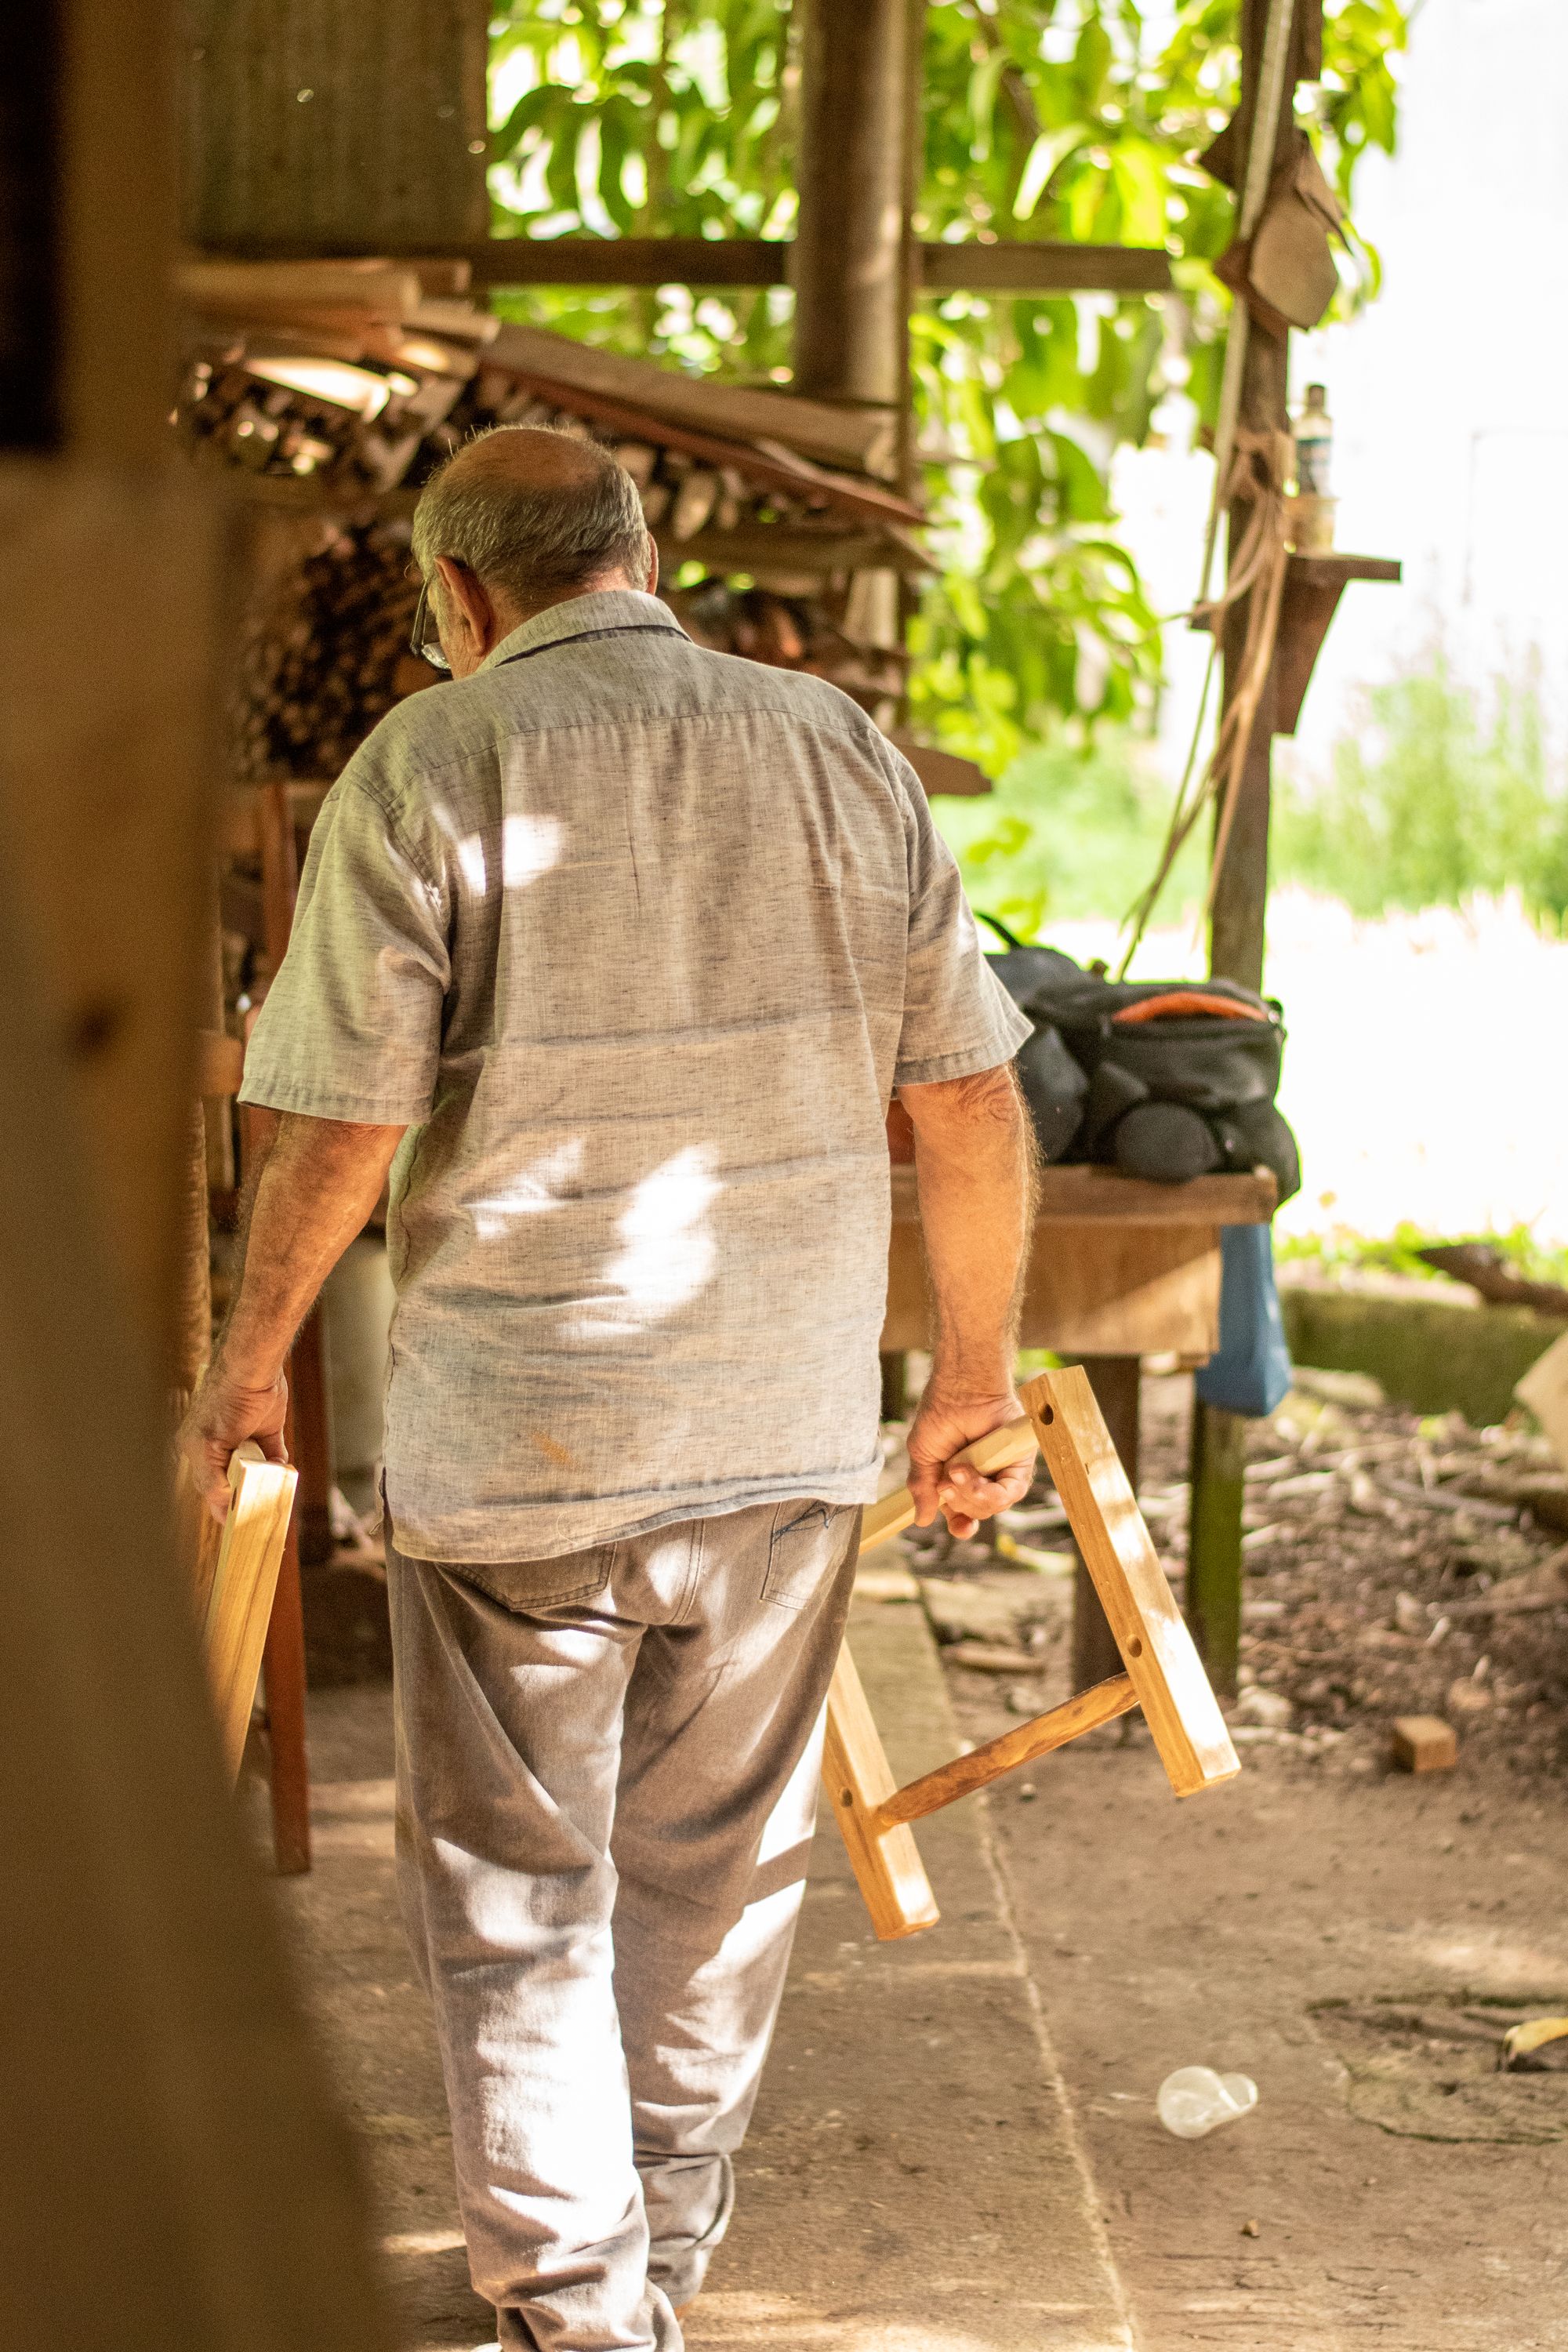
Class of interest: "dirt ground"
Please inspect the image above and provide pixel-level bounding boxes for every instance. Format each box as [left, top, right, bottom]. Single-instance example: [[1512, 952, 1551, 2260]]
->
[[913, 1371, 1568, 2350], [285, 1370, 1568, 2350]]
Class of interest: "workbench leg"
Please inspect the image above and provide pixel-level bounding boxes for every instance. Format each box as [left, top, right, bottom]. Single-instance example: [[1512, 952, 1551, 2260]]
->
[[1070, 1356, 1139, 1691], [1186, 1399, 1246, 1698]]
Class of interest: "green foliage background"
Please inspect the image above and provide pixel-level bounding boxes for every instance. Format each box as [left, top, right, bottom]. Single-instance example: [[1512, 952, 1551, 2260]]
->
[[935, 644, 1568, 944], [487, 0, 1408, 766]]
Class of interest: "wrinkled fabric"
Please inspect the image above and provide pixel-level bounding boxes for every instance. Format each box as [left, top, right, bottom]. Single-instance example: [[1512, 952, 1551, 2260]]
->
[[242, 590, 1026, 1559], [387, 1497, 859, 2352]]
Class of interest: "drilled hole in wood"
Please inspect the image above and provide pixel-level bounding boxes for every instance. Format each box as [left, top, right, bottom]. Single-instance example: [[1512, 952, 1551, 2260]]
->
[[1127, 1637, 1143, 1658], [1038, 1405, 1054, 1424]]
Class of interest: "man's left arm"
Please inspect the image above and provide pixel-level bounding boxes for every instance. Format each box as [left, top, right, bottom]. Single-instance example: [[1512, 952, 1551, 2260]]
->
[[180, 1111, 405, 1519]]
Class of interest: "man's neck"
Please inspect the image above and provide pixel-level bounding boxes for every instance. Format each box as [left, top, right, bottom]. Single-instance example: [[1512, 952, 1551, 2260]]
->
[[489, 575, 641, 647]]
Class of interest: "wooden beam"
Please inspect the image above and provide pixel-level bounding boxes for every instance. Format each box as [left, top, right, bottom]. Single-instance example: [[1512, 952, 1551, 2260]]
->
[[483, 319, 898, 477], [918, 241, 1171, 296], [192, 234, 1174, 298]]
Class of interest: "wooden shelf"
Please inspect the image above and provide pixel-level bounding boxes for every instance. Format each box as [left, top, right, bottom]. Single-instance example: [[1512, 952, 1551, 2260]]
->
[[889, 1162, 1278, 1227], [1284, 552, 1401, 589], [1275, 551, 1402, 736]]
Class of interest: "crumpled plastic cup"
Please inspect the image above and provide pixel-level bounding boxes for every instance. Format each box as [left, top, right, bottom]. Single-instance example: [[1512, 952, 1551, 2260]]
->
[[1156, 2064, 1258, 2140]]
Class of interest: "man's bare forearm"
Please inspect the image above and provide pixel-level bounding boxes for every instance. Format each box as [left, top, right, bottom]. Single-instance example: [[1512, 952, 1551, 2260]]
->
[[901, 1062, 1038, 1389], [897, 1062, 1040, 1535], [219, 1112, 405, 1385]]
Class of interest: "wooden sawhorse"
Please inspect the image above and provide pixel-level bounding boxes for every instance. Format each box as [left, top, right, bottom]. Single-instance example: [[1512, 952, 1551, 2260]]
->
[[825, 1364, 1240, 1938]]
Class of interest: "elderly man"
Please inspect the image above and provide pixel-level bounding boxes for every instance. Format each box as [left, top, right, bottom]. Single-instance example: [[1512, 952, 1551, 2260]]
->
[[183, 426, 1036, 2352]]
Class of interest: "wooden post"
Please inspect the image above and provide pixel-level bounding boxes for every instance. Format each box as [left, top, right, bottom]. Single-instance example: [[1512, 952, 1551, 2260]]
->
[[1186, 1396, 1247, 1697], [792, 0, 911, 411], [1071, 1356, 1140, 1691], [0, 3, 387, 2339], [793, 0, 915, 717], [1188, 0, 1299, 1689]]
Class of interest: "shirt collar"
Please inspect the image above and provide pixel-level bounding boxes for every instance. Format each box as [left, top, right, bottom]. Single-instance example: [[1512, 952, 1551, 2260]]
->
[[478, 587, 690, 674]]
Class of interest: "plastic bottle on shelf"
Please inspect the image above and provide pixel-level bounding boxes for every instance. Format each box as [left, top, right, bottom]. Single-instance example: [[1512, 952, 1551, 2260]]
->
[[1156, 2065, 1258, 2140], [1294, 383, 1333, 495]]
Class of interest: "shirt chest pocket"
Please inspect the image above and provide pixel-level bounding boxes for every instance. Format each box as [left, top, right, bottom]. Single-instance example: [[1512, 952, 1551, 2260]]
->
[[762, 1501, 846, 1610]]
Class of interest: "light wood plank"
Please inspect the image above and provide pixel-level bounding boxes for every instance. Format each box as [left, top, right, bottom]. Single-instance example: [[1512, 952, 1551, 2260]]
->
[[202, 1443, 299, 1783], [874, 1675, 1138, 1829], [882, 1215, 1223, 1357], [821, 1643, 941, 1940], [1022, 1367, 1239, 1798]]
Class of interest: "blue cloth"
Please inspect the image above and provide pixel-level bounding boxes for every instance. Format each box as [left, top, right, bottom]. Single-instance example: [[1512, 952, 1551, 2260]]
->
[[1195, 1224, 1292, 1418]]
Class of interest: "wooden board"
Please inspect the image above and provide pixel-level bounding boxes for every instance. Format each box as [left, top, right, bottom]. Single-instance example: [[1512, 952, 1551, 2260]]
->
[[891, 1162, 1277, 1227], [201, 1443, 299, 1783], [821, 1642, 940, 1940], [882, 1214, 1224, 1358], [485, 321, 895, 475], [1023, 1367, 1239, 1797]]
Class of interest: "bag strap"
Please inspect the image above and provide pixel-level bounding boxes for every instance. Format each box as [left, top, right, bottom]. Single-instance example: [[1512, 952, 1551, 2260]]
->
[[975, 909, 1027, 951], [1112, 990, 1271, 1025]]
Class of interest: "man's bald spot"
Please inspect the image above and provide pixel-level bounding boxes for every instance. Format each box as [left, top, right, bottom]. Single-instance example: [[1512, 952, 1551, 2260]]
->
[[410, 423, 655, 612], [438, 425, 612, 501]]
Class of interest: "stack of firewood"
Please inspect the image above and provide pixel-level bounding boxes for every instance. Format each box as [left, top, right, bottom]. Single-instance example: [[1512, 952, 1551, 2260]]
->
[[233, 518, 424, 783], [177, 287, 925, 775], [666, 577, 909, 714]]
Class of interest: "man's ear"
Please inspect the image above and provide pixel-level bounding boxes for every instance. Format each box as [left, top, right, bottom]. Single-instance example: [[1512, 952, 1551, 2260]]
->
[[434, 557, 496, 669], [643, 540, 660, 596]]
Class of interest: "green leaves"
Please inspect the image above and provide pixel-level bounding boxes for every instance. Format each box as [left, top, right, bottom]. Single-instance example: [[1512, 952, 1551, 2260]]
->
[[485, 0, 1408, 760]]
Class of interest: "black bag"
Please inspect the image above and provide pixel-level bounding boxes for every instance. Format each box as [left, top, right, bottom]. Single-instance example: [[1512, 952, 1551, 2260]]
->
[[977, 916, 1300, 1201]]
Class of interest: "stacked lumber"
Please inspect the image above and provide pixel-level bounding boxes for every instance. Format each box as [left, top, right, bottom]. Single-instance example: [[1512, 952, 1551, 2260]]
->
[[176, 260, 932, 768]]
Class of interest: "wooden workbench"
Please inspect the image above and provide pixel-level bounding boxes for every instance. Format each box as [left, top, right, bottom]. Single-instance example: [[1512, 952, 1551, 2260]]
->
[[880, 1159, 1279, 1686], [882, 1162, 1276, 1359]]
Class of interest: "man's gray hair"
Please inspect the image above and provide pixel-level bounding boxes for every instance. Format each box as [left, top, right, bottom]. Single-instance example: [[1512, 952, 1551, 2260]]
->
[[411, 425, 652, 604]]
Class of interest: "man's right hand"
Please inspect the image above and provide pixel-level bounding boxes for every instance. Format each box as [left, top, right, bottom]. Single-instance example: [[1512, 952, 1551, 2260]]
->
[[178, 1363, 291, 1525], [906, 1381, 1033, 1541]]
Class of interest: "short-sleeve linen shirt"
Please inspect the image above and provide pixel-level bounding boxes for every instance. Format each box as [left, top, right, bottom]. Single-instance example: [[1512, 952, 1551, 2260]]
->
[[241, 590, 1029, 1559]]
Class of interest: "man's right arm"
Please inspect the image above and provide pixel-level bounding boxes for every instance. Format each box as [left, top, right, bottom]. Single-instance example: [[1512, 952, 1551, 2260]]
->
[[898, 1061, 1039, 1537]]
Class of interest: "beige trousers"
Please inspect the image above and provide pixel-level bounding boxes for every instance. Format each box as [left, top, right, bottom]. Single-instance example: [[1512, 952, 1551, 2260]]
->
[[387, 1498, 859, 2352]]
